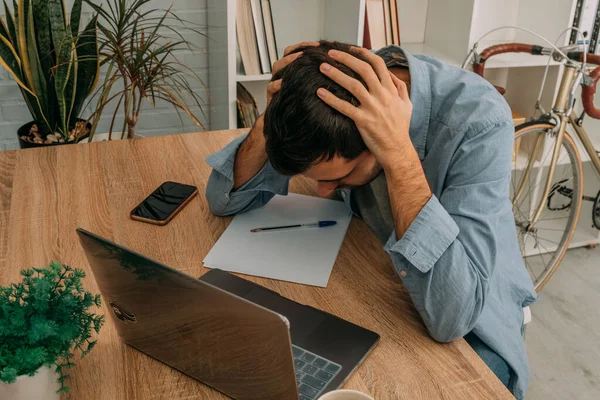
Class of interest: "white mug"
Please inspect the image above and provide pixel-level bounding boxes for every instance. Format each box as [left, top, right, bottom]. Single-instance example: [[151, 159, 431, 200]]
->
[[318, 389, 375, 400]]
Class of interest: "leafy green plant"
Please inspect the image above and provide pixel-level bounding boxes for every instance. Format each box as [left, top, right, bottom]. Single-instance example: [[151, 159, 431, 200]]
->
[[85, 0, 208, 140], [0, 261, 104, 394]]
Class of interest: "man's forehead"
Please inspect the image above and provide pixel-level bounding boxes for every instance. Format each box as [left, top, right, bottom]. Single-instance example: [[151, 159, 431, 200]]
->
[[303, 155, 358, 181]]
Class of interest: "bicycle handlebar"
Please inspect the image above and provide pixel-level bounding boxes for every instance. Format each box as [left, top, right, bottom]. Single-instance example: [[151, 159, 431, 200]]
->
[[471, 43, 545, 77], [471, 44, 600, 119], [567, 52, 600, 119]]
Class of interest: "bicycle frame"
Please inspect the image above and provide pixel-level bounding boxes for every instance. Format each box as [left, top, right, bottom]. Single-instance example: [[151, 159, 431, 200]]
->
[[514, 64, 600, 230]]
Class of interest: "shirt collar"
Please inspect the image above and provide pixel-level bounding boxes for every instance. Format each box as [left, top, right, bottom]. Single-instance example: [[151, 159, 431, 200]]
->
[[375, 46, 431, 160]]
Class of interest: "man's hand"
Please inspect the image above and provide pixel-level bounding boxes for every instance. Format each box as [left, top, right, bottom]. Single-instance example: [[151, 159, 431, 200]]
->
[[266, 42, 319, 106], [316, 47, 413, 169], [233, 42, 319, 189], [317, 47, 432, 237]]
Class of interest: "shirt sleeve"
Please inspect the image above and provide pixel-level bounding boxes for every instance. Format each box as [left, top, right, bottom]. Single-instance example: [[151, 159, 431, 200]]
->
[[205, 133, 290, 216], [384, 121, 514, 343]]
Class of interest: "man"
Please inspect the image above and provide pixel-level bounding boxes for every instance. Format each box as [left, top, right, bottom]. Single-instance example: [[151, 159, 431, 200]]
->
[[205, 41, 537, 399]]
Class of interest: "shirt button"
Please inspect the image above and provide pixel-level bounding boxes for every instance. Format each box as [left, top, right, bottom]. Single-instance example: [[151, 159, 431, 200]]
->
[[400, 270, 407, 278], [341, 191, 347, 200], [224, 193, 229, 199]]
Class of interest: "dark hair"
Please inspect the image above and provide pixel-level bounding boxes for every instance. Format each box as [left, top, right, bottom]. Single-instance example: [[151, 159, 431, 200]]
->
[[263, 41, 369, 176]]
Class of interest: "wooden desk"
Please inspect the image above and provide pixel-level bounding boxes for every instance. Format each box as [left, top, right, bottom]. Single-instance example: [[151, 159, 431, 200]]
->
[[0, 130, 512, 399]]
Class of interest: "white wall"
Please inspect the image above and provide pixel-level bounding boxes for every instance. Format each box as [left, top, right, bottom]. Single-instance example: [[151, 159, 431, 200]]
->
[[0, 0, 208, 150]]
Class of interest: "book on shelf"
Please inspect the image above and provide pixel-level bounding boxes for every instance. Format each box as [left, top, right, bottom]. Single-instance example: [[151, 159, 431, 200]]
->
[[236, 0, 279, 76], [363, 6, 372, 50], [365, 0, 386, 49], [237, 83, 259, 129], [250, 0, 271, 73], [389, 0, 400, 45], [236, 0, 261, 75], [382, 0, 393, 46], [363, 0, 400, 50], [261, 0, 279, 65]]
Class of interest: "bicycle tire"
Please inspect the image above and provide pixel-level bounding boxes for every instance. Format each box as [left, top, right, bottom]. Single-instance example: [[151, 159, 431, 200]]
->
[[593, 190, 600, 230], [512, 121, 583, 292]]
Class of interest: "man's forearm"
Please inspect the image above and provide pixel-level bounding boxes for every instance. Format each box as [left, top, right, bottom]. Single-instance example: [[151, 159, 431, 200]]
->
[[233, 117, 269, 189], [383, 148, 432, 238]]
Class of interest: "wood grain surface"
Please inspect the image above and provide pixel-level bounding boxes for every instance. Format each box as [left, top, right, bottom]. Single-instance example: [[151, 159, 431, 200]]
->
[[0, 130, 513, 399]]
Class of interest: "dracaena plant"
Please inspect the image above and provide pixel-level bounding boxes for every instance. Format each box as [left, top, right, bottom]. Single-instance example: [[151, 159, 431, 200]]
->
[[0, 262, 104, 394], [85, 0, 208, 140], [0, 0, 100, 142]]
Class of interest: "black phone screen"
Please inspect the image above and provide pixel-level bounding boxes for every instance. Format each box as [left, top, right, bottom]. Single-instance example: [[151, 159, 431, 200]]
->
[[131, 181, 197, 222]]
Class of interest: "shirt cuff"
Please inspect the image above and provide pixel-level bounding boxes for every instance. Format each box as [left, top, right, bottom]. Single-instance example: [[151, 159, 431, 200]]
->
[[205, 132, 288, 196], [384, 195, 459, 273], [233, 161, 289, 196]]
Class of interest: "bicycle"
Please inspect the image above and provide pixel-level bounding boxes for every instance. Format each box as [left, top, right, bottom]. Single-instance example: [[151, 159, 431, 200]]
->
[[462, 39, 600, 292]]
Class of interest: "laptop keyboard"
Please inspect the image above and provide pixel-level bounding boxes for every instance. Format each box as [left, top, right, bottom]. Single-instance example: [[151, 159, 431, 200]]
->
[[292, 345, 342, 400]]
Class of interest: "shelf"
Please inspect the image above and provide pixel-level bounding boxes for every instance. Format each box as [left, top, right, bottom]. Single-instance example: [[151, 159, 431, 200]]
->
[[237, 74, 272, 82]]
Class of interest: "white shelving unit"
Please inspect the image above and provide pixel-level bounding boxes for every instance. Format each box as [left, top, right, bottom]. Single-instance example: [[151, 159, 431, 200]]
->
[[236, 74, 273, 82], [207, 0, 600, 250], [208, 0, 365, 130]]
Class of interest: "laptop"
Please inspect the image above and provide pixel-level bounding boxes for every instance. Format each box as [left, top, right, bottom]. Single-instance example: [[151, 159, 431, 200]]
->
[[77, 228, 379, 400]]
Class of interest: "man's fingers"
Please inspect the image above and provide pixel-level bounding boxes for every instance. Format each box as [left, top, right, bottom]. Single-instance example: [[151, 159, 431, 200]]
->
[[267, 79, 282, 93], [389, 71, 409, 100], [272, 52, 303, 75], [316, 88, 361, 120], [283, 41, 320, 57], [267, 79, 283, 102], [327, 49, 382, 94], [319, 63, 371, 105], [350, 46, 395, 91]]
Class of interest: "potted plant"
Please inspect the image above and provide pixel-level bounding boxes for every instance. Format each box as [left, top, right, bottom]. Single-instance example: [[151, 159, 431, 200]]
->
[[0, 261, 104, 399], [85, 0, 208, 141], [0, 0, 99, 148]]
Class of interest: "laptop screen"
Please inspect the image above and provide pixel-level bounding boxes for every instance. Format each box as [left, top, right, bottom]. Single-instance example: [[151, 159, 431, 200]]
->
[[76, 228, 298, 399]]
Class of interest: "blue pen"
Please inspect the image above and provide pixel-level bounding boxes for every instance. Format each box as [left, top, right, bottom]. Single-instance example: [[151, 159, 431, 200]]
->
[[250, 220, 337, 233]]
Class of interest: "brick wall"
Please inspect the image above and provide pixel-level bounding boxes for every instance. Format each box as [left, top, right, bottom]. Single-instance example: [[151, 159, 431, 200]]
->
[[0, 0, 208, 151]]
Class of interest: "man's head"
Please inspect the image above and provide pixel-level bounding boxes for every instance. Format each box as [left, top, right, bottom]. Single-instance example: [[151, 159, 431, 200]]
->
[[264, 41, 382, 197]]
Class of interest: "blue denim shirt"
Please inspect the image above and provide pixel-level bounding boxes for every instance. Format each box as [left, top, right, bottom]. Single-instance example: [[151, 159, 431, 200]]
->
[[205, 46, 537, 399]]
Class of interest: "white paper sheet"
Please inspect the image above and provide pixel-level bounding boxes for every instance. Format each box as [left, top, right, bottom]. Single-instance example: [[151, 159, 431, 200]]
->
[[203, 193, 352, 287]]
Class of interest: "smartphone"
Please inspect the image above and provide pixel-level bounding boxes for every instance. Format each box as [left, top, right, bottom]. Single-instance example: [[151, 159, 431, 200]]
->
[[130, 181, 198, 226]]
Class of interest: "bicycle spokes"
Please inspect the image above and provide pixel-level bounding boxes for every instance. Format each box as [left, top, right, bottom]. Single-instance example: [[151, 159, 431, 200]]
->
[[511, 125, 582, 291]]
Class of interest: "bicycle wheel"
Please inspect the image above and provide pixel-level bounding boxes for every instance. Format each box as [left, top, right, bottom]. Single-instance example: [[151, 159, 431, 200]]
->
[[511, 121, 583, 292]]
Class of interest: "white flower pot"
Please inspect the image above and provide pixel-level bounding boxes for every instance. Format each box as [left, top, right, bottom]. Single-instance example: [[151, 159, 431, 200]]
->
[[0, 366, 60, 400]]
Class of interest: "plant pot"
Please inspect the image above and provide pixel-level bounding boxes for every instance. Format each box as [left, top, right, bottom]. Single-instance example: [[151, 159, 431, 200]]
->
[[0, 365, 60, 400], [81, 131, 145, 143], [17, 120, 91, 149]]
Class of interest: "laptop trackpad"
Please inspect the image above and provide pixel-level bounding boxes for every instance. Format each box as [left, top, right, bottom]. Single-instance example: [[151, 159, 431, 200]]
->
[[243, 288, 325, 343]]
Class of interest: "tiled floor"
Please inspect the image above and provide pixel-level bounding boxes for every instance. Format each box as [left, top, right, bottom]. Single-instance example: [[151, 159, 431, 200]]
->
[[526, 245, 600, 399]]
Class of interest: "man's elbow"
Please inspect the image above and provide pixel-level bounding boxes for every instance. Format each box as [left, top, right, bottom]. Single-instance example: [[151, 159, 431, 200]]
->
[[424, 307, 484, 343], [205, 188, 234, 217], [208, 202, 233, 217], [427, 325, 468, 344]]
